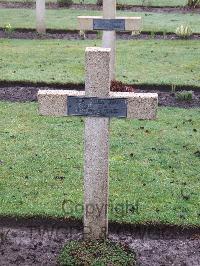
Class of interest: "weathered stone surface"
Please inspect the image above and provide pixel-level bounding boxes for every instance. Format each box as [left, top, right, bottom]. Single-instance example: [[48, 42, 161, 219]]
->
[[78, 16, 94, 31], [102, 0, 116, 81], [38, 90, 158, 120], [84, 47, 111, 240], [123, 16, 142, 31], [36, 0, 46, 34], [85, 47, 111, 97], [110, 92, 158, 120], [38, 90, 84, 116], [78, 1, 141, 80]]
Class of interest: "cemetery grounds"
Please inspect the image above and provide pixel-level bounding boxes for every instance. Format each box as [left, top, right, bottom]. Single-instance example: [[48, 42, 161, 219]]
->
[[0, 0, 200, 265]]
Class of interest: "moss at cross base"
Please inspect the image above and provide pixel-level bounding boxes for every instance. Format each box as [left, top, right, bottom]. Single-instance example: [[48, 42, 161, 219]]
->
[[58, 240, 136, 266]]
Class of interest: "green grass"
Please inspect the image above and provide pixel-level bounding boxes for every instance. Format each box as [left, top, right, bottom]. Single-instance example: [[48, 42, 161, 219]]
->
[[0, 102, 200, 225], [1, 9, 200, 33], [0, 0, 188, 7], [0, 39, 200, 86]]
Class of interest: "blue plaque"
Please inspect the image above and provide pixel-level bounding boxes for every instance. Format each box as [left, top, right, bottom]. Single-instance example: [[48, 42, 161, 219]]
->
[[67, 96, 127, 118], [93, 19, 125, 31]]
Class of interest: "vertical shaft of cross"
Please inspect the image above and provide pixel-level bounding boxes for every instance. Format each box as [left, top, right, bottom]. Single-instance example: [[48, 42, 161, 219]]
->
[[36, 0, 46, 34], [84, 47, 111, 240], [102, 0, 116, 81]]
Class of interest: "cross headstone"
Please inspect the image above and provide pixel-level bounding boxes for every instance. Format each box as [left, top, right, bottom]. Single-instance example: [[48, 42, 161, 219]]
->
[[36, 0, 46, 34], [78, 0, 142, 80], [38, 47, 158, 240]]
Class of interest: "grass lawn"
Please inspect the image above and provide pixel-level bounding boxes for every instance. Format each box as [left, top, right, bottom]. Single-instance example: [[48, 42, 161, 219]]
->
[[0, 9, 200, 33], [0, 102, 199, 225], [0, 0, 188, 7], [0, 39, 200, 87]]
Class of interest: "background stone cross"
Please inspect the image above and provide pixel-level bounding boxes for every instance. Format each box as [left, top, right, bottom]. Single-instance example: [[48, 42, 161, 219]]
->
[[78, 0, 142, 80], [36, 0, 46, 34], [38, 47, 158, 240]]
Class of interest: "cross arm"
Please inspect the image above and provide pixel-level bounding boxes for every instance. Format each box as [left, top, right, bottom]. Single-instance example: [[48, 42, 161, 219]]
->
[[109, 91, 158, 120], [38, 90, 158, 120], [78, 16, 142, 31], [38, 90, 85, 116]]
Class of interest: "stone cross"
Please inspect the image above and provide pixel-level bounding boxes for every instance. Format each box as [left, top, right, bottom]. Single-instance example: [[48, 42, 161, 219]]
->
[[36, 0, 46, 34], [78, 0, 142, 80], [38, 47, 158, 240]]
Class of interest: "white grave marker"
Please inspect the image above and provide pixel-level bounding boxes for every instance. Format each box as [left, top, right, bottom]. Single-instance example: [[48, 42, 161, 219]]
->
[[78, 0, 142, 80], [38, 47, 158, 240], [36, 0, 46, 34]]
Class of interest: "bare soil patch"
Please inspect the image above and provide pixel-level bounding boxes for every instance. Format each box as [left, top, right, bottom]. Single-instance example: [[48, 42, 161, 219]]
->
[[1, 29, 200, 40], [0, 82, 199, 108], [0, 217, 200, 266]]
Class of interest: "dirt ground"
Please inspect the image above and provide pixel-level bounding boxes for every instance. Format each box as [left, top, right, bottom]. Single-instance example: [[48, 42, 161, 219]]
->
[[0, 84, 199, 109], [1, 29, 200, 41], [0, 218, 200, 266]]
